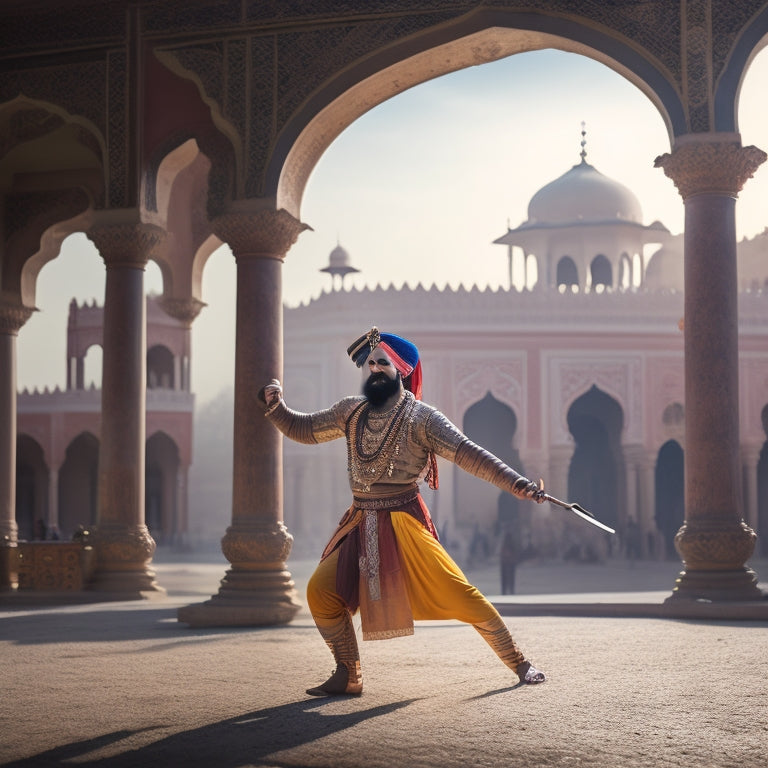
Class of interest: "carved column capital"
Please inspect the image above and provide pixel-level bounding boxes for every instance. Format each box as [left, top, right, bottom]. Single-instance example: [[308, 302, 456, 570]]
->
[[211, 207, 310, 260], [158, 296, 206, 326], [655, 141, 767, 200], [86, 222, 166, 268], [0, 302, 34, 335]]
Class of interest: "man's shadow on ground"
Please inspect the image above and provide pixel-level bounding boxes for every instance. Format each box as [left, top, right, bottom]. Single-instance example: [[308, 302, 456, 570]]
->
[[5, 697, 420, 768]]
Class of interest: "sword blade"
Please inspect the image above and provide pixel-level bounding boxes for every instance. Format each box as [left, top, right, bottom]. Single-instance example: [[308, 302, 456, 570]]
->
[[568, 503, 616, 534], [542, 494, 616, 534]]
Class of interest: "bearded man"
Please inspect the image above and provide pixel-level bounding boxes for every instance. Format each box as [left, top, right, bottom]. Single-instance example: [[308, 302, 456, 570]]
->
[[261, 327, 546, 696]]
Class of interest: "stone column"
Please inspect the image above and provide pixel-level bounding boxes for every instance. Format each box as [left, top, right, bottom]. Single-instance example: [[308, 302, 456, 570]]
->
[[656, 138, 766, 601], [47, 466, 59, 534], [86, 221, 165, 596], [0, 302, 33, 589], [178, 206, 308, 627]]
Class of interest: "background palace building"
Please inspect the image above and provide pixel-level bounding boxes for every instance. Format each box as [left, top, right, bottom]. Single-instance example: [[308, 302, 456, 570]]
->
[[278, 147, 768, 565], [15, 144, 768, 572]]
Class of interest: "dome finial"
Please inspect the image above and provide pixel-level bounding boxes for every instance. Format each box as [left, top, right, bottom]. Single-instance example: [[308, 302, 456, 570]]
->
[[580, 121, 587, 164]]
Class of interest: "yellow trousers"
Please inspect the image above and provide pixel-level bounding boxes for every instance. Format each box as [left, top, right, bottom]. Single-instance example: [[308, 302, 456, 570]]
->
[[307, 511, 525, 676]]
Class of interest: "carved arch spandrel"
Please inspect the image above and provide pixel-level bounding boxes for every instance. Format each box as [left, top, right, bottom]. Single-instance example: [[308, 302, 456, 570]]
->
[[453, 359, 525, 432], [550, 357, 641, 445]]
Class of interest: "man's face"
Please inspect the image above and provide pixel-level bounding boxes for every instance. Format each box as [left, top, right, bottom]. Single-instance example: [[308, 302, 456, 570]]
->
[[362, 346, 401, 405]]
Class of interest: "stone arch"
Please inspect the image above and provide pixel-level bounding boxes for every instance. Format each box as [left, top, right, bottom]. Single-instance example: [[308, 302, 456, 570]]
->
[[714, 17, 768, 132], [0, 96, 103, 307], [272, 12, 684, 216], [556, 256, 579, 291], [655, 439, 684, 558], [590, 253, 612, 291], [566, 385, 624, 545], [82, 342, 103, 390], [146, 431, 180, 545], [59, 432, 99, 539], [144, 50, 239, 216], [15, 434, 48, 541]]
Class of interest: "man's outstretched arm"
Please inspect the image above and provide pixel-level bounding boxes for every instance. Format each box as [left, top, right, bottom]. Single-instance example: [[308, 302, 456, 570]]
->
[[422, 407, 544, 502], [259, 379, 355, 444]]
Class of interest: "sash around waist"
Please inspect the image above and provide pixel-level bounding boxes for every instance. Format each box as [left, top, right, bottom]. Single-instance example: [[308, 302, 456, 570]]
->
[[352, 486, 419, 510]]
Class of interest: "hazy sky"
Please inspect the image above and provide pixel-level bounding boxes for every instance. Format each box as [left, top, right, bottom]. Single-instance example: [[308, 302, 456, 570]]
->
[[16, 48, 768, 405]]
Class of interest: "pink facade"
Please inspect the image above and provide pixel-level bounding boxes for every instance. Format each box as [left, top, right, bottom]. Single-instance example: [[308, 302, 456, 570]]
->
[[16, 297, 194, 545]]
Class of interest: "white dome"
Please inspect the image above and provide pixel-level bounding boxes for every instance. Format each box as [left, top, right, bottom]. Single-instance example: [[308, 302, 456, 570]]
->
[[328, 244, 351, 267], [527, 161, 643, 225]]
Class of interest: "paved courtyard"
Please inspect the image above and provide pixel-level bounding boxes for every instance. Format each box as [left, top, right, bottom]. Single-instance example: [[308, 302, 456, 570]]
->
[[1, 553, 767, 767]]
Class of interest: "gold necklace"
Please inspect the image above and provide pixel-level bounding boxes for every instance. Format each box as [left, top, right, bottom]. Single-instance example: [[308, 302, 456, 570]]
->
[[348, 392, 413, 491]]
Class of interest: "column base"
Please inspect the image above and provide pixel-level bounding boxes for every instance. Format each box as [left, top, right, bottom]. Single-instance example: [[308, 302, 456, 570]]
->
[[177, 566, 302, 627], [665, 566, 764, 603], [88, 567, 167, 599]]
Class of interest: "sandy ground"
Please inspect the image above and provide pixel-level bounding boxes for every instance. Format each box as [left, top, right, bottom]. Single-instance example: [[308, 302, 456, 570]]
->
[[1, 554, 767, 768]]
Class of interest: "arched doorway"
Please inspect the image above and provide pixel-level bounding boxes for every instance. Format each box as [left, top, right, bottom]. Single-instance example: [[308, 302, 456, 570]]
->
[[655, 439, 685, 558], [456, 392, 521, 561], [146, 432, 180, 545], [566, 385, 624, 558], [59, 432, 99, 539], [15, 435, 48, 541]]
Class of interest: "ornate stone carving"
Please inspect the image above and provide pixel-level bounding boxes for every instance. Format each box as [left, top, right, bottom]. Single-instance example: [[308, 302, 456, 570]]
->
[[17, 542, 95, 591], [211, 207, 309, 259], [0, 303, 34, 335], [107, 50, 129, 208], [221, 521, 294, 566], [655, 142, 767, 200], [674, 518, 756, 570], [158, 296, 207, 326], [90, 524, 157, 567], [87, 222, 165, 267]]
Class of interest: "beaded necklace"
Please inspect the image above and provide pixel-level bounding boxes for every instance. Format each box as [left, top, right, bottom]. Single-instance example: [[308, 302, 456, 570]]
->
[[348, 390, 414, 491]]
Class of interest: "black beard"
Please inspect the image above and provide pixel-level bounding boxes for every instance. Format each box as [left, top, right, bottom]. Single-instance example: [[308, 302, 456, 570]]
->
[[363, 371, 401, 407]]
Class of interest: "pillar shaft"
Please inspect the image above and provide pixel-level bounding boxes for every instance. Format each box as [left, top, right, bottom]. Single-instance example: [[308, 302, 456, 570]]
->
[[86, 221, 165, 596], [0, 303, 33, 589], [178, 206, 308, 627], [656, 139, 766, 601]]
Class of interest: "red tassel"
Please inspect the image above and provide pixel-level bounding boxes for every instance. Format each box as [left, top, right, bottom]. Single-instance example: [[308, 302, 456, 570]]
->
[[426, 451, 439, 490]]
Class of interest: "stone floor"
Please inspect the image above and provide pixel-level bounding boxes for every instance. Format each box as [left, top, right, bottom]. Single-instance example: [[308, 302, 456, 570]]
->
[[1, 553, 767, 767]]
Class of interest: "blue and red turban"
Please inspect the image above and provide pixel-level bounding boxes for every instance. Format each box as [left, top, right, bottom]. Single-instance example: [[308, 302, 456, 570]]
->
[[347, 327, 423, 400]]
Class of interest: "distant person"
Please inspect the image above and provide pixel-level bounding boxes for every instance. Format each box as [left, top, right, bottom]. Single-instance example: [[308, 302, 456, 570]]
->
[[625, 518, 641, 563], [261, 327, 546, 696]]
